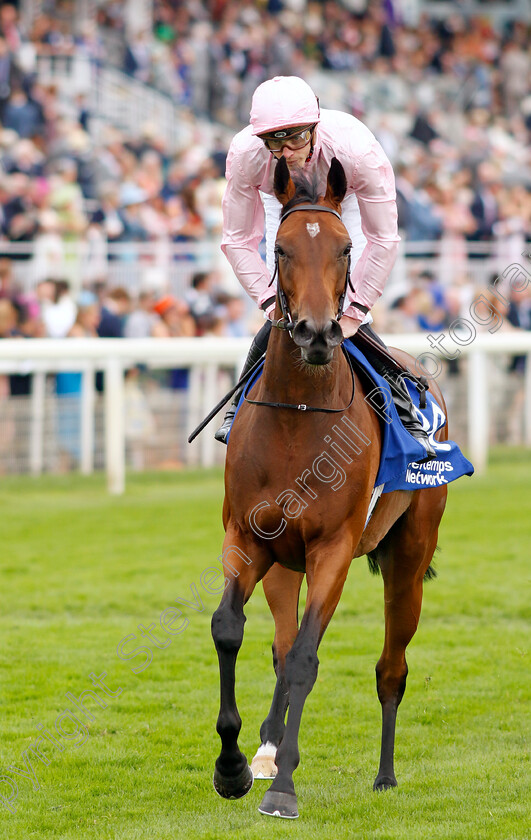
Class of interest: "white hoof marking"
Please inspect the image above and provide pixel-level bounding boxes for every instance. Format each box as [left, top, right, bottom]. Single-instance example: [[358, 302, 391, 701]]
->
[[251, 742, 278, 780]]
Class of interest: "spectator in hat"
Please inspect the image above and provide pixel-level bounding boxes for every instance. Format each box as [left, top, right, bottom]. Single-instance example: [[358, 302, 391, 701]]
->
[[152, 295, 195, 391], [152, 295, 195, 338]]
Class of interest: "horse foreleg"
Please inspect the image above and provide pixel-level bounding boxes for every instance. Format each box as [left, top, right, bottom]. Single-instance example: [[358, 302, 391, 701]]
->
[[259, 541, 353, 819], [374, 493, 445, 791], [212, 537, 271, 799], [251, 565, 304, 780]]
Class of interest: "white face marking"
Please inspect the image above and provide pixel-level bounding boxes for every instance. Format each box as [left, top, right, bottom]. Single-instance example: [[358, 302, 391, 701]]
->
[[306, 222, 320, 238]]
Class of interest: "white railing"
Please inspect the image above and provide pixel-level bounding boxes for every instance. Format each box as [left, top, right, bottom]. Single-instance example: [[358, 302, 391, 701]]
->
[[1, 333, 530, 493], [1, 239, 223, 298], [1, 238, 517, 300]]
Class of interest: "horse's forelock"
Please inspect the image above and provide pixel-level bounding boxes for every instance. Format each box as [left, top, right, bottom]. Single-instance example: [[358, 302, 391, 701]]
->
[[280, 171, 320, 217]]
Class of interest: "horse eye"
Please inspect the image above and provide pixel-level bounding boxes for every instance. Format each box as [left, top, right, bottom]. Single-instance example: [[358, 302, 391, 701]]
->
[[276, 246, 286, 258], [343, 246, 352, 257]]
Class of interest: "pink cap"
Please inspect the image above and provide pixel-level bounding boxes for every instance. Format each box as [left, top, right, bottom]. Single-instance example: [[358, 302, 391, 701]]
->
[[250, 76, 320, 136]]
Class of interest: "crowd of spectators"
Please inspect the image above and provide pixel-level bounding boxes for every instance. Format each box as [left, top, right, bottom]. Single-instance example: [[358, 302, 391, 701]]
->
[[134, 1, 531, 271], [0, 267, 251, 342], [147, 2, 531, 129], [0, 5, 529, 274], [0, 1, 530, 437]]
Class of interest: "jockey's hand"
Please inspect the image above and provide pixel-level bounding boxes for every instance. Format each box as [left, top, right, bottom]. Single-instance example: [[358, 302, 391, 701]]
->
[[340, 313, 362, 339], [264, 301, 276, 320]]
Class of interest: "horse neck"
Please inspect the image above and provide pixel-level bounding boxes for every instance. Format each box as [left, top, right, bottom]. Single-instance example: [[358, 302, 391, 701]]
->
[[260, 326, 347, 407]]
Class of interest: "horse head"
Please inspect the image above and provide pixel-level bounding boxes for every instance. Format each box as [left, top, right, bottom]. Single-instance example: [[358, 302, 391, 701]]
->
[[273, 156, 351, 366]]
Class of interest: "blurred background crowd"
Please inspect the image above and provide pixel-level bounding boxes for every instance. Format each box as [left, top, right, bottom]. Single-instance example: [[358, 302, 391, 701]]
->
[[0, 0, 530, 470], [0, 0, 530, 337]]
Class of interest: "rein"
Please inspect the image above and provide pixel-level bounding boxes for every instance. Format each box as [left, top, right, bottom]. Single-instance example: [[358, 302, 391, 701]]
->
[[244, 343, 356, 413], [267, 203, 353, 332]]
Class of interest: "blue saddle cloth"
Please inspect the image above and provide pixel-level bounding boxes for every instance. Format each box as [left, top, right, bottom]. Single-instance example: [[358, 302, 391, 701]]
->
[[228, 339, 474, 491]]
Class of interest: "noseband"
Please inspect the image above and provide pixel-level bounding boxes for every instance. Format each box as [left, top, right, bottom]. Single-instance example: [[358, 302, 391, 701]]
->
[[267, 203, 354, 333]]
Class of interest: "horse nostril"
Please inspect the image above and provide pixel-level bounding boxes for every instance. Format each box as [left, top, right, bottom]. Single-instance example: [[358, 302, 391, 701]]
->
[[293, 319, 342, 349], [324, 319, 343, 346], [292, 319, 315, 347]]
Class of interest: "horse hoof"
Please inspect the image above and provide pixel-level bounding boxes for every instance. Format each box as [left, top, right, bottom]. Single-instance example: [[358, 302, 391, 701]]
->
[[251, 757, 278, 780], [373, 774, 397, 792], [251, 743, 278, 780], [258, 789, 299, 819], [213, 764, 254, 799]]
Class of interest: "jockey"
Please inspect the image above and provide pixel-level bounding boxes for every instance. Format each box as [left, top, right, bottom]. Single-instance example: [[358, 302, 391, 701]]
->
[[215, 75, 435, 461]]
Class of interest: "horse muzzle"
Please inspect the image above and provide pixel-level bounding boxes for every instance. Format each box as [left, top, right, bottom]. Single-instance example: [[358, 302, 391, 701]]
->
[[292, 318, 343, 365]]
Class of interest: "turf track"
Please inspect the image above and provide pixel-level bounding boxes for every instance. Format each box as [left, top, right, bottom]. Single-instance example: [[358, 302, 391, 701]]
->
[[0, 448, 529, 839]]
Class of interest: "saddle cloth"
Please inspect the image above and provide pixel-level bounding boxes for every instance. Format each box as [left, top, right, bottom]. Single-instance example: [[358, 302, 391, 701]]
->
[[228, 339, 474, 493]]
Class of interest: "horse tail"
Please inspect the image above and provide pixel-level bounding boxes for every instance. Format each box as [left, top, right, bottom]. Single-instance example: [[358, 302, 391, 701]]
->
[[366, 552, 380, 576], [366, 549, 438, 581], [423, 563, 438, 581]]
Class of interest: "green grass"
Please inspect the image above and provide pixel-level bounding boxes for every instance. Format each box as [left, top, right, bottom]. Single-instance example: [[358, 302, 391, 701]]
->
[[0, 450, 530, 839]]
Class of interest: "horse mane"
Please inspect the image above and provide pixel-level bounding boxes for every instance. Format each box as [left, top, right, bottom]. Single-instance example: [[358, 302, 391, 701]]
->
[[280, 170, 321, 218]]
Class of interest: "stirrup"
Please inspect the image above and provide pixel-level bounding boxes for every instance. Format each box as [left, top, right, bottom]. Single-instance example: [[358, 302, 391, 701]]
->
[[214, 406, 236, 444]]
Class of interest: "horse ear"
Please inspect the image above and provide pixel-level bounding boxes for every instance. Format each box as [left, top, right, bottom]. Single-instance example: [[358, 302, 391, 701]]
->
[[325, 157, 347, 208], [273, 157, 296, 206]]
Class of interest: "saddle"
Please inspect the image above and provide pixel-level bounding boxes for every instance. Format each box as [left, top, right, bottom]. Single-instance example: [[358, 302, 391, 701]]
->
[[352, 328, 429, 409]]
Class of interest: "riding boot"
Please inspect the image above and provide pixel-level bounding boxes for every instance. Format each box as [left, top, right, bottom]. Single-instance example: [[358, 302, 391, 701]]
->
[[357, 324, 436, 463], [214, 321, 272, 444], [384, 370, 436, 462]]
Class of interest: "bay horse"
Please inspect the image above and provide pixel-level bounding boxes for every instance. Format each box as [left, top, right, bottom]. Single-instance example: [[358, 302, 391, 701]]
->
[[211, 156, 448, 819]]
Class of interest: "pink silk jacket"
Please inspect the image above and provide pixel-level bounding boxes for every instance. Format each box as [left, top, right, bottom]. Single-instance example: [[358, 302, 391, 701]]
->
[[221, 108, 401, 324]]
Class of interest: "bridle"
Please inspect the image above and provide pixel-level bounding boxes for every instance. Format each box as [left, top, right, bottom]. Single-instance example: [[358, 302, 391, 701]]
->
[[245, 202, 356, 414], [267, 203, 354, 334]]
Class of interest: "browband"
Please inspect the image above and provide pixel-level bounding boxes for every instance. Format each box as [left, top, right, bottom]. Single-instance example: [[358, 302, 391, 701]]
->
[[279, 203, 342, 224]]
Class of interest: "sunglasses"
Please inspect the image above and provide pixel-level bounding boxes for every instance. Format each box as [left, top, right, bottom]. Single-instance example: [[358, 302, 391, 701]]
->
[[260, 125, 315, 152]]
